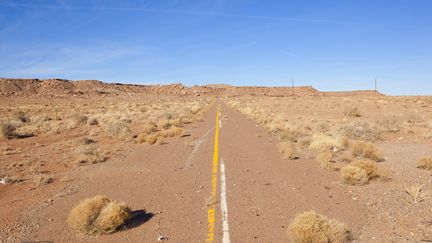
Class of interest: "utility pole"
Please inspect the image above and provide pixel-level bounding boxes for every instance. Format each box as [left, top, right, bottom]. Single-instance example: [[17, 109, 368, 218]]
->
[[291, 79, 294, 96], [374, 78, 377, 95]]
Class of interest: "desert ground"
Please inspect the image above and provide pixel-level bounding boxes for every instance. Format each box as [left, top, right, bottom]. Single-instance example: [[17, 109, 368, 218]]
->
[[1, 79, 432, 242]]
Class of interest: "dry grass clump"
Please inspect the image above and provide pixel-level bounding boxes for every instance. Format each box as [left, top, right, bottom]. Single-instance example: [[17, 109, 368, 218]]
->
[[351, 160, 379, 180], [337, 121, 381, 141], [378, 117, 401, 133], [351, 141, 383, 161], [340, 160, 386, 185], [136, 133, 147, 143], [404, 185, 425, 204], [75, 146, 107, 165], [160, 126, 183, 138], [73, 114, 89, 126], [277, 142, 297, 160], [0, 122, 17, 139], [278, 129, 304, 143], [137, 132, 164, 145], [340, 165, 368, 185], [316, 151, 335, 171], [32, 174, 53, 188], [67, 195, 131, 235], [106, 121, 131, 140], [145, 133, 160, 145], [88, 117, 99, 125], [344, 107, 361, 118], [14, 111, 30, 123], [288, 211, 351, 243], [417, 157, 432, 170], [310, 134, 347, 152]]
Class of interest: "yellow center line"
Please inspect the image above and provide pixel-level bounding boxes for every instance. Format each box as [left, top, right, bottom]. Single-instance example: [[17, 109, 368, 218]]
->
[[206, 106, 220, 243]]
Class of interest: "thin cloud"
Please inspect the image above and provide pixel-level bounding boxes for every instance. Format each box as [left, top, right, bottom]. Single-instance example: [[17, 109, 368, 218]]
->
[[0, 1, 358, 25], [0, 42, 143, 76]]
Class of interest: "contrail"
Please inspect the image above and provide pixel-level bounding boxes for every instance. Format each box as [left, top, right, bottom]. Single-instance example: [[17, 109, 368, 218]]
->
[[0, 1, 358, 25]]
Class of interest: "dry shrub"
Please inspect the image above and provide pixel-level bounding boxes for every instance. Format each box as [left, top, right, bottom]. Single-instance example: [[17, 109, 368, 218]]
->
[[145, 134, 159, 145], [106, 121, 131, 140], [81, 137, 95, 145], [279, 129, 304, 143], [351, 160, 377, 179], [378, 117, 401, 133], [337, 121, 381, 141], [310, 134, 347, 152], [136, 133, 147, 143], [288, 211, 351, 243], [316, 151, 335, 171], [14, 111, 30, 123], [277, 142, 297, 160], [0, 122, 17, 139], [341, 157, 391, 185], [157, 119, 171, 129], [405, 185, 425, 204], [344, 107, 361, 118], [0, 175, 24, 184], [160, 127, 183, 138], [340, 165, 368, 185], [315, 121, 331, 133], [67, 195, 131, 235], [88, 117, 99, 125], [94, 201, 131, 233], [417, 157, 432, 170], [142, 123, 157, 134], [75, 146, 107, 165], [72, 114, 89, 126], [351, 141, 383, 161], [32, 174, 53, 188]]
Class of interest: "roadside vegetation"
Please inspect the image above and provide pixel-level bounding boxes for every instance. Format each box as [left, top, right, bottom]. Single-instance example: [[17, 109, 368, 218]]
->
[[0, 97, 211, 188]]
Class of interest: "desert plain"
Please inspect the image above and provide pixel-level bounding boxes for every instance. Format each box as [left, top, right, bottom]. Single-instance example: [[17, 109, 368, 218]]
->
[[0, 78, 431, 242]]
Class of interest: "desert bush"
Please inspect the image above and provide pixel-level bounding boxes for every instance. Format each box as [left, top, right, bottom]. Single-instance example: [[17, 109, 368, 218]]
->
[[337, 121, 381, 141], [417, 157, 432, 170], [73, 114, 89, 126], [0, 122, 17, 139], [351, 160, 379, 179], [279, 129, 304, 143], [316, 151, 335, 171], [340, 165, 368, 185], [310, 134, 347, 152], [277, 142, 297, 160], [145, 134, 159, 145], [88, 117, 99, 125], [157, 119, 171, 130], [315, 121, 331, 133], [160, 127, 183, 138], [75, 146, 107, 165], [32, 174, 53, 188], [405, 185, 425, 204], [344, 107, 361, 118], [137, 133, 147, 143], [351, 141, 383, 161], [378, 117, 401, 133], [81, 137, 95, 145], [14, 111, 30, 123], [67, 195, 131, 235], [288, 211, 351, 243], [106, 121, 131, 140]]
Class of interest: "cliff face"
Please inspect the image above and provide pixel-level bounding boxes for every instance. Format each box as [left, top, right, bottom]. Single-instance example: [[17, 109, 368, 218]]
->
[[0, 78, 384, 97]]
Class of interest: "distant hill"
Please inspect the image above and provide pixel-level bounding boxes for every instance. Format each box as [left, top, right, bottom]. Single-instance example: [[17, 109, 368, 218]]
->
[[0, 78, 384, 97]]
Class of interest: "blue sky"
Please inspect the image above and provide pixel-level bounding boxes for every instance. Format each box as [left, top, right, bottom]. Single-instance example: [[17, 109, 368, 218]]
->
[[0, 0, 431, 95]]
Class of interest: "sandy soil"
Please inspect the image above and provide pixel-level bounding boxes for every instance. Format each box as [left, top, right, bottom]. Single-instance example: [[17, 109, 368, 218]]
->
[[1, 95, 431, 242]]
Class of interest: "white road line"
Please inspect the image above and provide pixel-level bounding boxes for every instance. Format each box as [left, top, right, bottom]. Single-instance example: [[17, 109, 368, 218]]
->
[[220, 158, 231, 243]]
